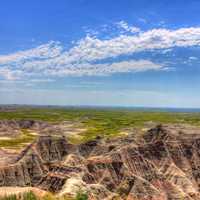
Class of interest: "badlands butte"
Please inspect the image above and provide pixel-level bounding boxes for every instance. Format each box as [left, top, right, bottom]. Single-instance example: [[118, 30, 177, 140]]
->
[[1, 107, 200, 199]]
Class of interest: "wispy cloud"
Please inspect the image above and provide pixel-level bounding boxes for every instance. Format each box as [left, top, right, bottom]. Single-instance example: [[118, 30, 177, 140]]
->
[[0, 68, 21, 80], [138, 18, 147, 23], [29, 78, 55, 83], [71, 27, 200, 62], [1, 23, 200, 80], [41, 60, 163, 77], [116, 20, 141, 33], [0, 41, 62, 65], [189, 56, 198, 60]]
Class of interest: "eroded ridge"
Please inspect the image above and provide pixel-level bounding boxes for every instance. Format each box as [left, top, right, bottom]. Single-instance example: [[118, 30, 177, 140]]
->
[[1, 124, 200, 199]]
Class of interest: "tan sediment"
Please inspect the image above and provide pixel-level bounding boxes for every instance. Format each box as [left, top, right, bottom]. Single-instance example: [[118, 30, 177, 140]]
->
[[0, 187, 47, 197]]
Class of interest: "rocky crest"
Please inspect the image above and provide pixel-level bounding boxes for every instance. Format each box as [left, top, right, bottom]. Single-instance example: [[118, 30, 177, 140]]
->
[[1, 124, 200, 199]]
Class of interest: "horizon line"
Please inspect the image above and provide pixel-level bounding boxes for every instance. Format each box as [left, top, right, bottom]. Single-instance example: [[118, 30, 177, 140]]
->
[[1, 103, 200, 111]]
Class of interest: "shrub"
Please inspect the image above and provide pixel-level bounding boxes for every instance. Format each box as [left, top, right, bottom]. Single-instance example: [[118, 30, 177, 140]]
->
[[22, 192, 37, 200], [42, 194, 55, 200], [75, 192, 88, 200], [0, 195, 17, 200]]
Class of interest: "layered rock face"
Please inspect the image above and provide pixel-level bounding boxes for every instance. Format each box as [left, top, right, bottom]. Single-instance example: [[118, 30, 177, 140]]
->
[[0, 136, 76, 192], [0, 120, 65, 137], [1, 124, 200, 199]]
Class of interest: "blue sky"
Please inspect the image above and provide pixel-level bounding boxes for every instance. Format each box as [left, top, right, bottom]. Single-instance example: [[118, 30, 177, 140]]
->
[[0, 0, 200, 107]]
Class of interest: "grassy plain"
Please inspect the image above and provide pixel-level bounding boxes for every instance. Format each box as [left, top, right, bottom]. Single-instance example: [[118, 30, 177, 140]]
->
[[0, 106, 200, 146]]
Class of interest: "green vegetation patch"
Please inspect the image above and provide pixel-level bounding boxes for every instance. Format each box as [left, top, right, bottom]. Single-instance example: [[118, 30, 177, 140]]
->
[[0, 191, 87, 200], [0, 129, 36, 149], [0, 107, 200, 145]]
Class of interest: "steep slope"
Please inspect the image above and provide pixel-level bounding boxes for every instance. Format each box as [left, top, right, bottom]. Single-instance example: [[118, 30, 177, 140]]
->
[[1, 124, 200, 199]]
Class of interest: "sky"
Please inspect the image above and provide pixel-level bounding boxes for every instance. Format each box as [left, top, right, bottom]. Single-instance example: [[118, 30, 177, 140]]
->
[[0, 0, 200, 108]]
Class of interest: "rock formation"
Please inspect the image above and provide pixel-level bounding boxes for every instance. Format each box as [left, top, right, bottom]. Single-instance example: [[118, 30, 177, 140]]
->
[[1, 124, 200, 199]]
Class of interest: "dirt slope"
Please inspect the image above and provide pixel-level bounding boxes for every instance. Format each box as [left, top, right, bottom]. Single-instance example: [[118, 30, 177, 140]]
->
[[1, 124, 200, 199]]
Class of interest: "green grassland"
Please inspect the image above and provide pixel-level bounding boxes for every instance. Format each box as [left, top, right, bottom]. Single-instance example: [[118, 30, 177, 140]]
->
[[0, 129, 36, 148], [0, 106, 200, 147]]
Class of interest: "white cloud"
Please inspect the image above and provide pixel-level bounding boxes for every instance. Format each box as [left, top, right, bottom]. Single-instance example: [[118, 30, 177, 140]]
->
[[0, 41, 62, 65], [0, 68, 21, 80], [69, 27, 200, 62], [116, 21, 141, 33], [36, 60, 163, 77], [29, 78, 55, 83], [0, 57, 163, 79], [1, 25, 200, 80], [189, 56, 198, 60], [161, 49, 172, 54]]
